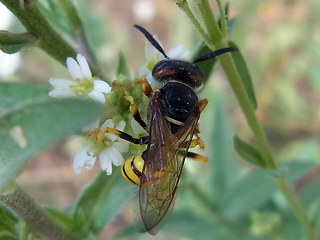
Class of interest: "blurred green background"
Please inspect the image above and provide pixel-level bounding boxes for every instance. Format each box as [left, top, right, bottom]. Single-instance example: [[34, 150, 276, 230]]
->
[[1, 0, 320, 239]]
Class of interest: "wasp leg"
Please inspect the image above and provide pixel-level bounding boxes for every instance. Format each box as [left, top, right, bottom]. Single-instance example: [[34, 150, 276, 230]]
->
[[87, 127, 148, 145], [177, 150, 208, 163], [186, 151, 208, 162], [179, 135, 205, 149], [123, 95, 148, 130], [112, 82, 148, 130], [135, 78, 153, 98], [189, 137, 205, 149], [198, 98, 208, 112]]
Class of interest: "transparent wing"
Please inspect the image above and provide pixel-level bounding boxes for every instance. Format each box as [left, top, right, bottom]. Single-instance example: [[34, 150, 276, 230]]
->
[[139, 91, 200, 234]]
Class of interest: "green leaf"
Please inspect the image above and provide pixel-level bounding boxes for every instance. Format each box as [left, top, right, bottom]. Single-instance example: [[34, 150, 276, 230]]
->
[[210, 98, 238, 201], [0, 42, 28, 54], [117, 210, 226, 240], [44, 206, 75, 231], [229, 41, 257, 109], [0, 82, 50, 109], [73, 170, 134, 235], [192, 41, 218, 84], [0, 31, 36, 54], [117, 52, 130, 76], [163, 210, 223, 240], [0, 231, 18, 240], [233, 135, 266, 168], [0, 206, 18, 232], [0, 82, 101, 191], [221, 170, 276, 218]]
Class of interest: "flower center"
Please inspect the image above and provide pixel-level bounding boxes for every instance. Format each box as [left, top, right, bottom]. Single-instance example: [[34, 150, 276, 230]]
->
[[70, 78, 94, 95]]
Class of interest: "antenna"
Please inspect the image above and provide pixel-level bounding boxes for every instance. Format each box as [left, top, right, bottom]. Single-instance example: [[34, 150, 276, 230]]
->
[[134, 25, 169, 59], [194, 47, 238, 63]]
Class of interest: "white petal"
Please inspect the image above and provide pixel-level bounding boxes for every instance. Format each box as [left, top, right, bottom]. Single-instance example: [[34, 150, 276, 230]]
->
[[167, 44, 184, 58], [99, 148, 113, 175], [76, 54, 92, 78], [88, 90, 106, 104], [73, 146, 96, 175], [139, 65, 150, 77], [67, 56, 82, 79], [146, 72, 161, 90], [145, 45, 155, 60], [101, 119, 117, 142], [109, 146, 124, 166], [101, 119, 114, 129], [179, 50, 190, 59], [49, 78, 76, 88], [49, 89, 75, 98], [93, 80, 111, 93], [73, 148, 86, 175], [84, 152, 96, 169], [114, 139, 129, 153], [167, 44, 189, 59], [116, 120, 126, 131]]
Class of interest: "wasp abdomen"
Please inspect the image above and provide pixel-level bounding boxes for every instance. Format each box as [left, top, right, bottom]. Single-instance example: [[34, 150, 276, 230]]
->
[[121, 155, 144, 185]]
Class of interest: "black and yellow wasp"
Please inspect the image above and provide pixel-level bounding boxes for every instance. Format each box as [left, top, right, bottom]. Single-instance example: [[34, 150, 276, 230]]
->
[[92, 25, 237, 234]]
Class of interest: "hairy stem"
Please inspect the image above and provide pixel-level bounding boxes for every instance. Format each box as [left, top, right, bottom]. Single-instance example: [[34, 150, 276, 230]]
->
[[276, 177, 317, 240], [194, 0, 222, 45], [0, 31, 36, 46], [0, 183, 77, 240], [175, 0, 211, 45]]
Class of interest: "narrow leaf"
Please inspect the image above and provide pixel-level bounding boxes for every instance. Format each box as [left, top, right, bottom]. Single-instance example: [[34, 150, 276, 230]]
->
[[221, 170, 276, 218], [233, 135, 266, 168], [210, 98, 238, 200], [0, 31, 36, 54], [44, 206, 75, 231], [229, 41, 257, 109]]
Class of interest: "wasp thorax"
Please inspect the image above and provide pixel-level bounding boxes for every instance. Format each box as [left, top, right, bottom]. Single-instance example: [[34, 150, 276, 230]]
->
[[152, 59, 204, 89], [160, 82, 198, 123]]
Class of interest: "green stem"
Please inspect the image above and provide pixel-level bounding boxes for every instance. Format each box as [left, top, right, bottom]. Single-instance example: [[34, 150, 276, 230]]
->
[[276, 177, 316, 240], [59, 0, 98, 66], [216, 0, 227, 38], [175, 0, 211, 45], [0, 183, 77, 240], [194, 0, 222, 45], [0, 31, 36, 45], [0, 0, 104, 79], [218, 52, 276, 169]]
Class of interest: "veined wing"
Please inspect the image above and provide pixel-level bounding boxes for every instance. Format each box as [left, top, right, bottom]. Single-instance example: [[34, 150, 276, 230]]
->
[[139, 91, 200, 234]]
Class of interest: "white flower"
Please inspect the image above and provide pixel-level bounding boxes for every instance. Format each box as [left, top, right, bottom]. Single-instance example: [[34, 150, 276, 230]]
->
[[73, 119, 129, 175], [139, 37, 190, 89], [49, 54, 111, 104]]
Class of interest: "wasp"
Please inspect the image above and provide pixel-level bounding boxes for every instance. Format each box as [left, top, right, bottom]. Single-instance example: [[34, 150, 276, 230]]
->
[[93, 25, 237, 234]]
